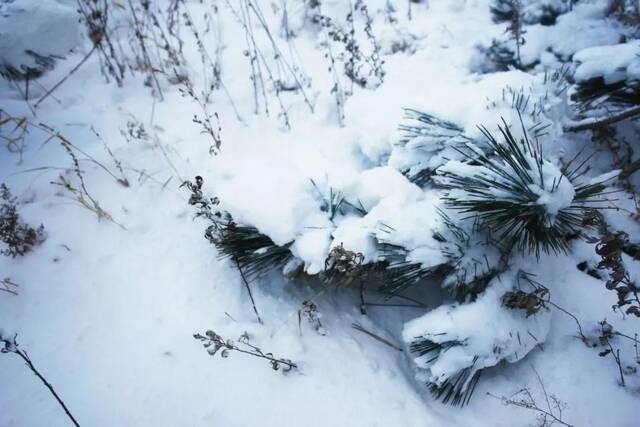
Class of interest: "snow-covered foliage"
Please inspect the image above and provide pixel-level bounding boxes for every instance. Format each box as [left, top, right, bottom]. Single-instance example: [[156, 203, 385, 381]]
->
[[1, 1, 639, 426], [403, 272, 552, 406], [491, 0, 572, 26], [574, 40, 640, 84], [572, 40, 640, 115], [390, 108, 472, 186], [436, 116, 618, 255]]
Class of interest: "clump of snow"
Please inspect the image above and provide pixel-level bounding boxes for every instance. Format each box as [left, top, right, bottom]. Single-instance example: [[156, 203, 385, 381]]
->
[[403, 274, 552, 388], [573, 40, 640, 83], [290, 228, 332, 275], [528, 162, 575, 221], [342, 166, 423, 209]]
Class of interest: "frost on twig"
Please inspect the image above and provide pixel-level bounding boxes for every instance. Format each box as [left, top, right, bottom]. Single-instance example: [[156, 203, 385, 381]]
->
[[488, 366, 573, 427], [194, 330, 297, 372]]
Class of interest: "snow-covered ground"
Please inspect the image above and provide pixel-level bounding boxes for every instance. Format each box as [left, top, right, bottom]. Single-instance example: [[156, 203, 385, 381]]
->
[[1, 1, 638, 426]]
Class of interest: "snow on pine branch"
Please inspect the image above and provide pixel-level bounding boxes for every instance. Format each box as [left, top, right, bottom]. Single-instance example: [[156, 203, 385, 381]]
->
[[403, 272, 552, 406], [435, 114, 619, 256]]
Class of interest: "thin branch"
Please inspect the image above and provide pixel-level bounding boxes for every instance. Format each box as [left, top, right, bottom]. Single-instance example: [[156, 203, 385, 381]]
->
[[1, 335, 80, 426], [351, 322, 403, 352], [194, 330, 297, 371], [488, 390, 573, 427], [233, 256, 263, 324], [34, 45, 98, 108], [544, 299, 587, 342], [564, 105, 640, 132], [0, 277, 19, 295]]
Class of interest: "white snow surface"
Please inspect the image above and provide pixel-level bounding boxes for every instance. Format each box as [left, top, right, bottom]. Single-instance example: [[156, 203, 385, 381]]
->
[[0, 0, 81, 74], [0, 1, 638, 426]]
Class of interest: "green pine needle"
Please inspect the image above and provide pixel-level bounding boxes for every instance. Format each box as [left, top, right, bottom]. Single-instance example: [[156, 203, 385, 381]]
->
[[572, 76, 640, 113], [438, 113, 616, 257], [211, 222, 293, 281], [409, 338, 482, 406]]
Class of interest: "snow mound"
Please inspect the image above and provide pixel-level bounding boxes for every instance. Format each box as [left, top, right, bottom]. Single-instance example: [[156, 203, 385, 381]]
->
[[0, 0, 81, 78], [403, 274, 551, 393], [574, 40, 640, 84]]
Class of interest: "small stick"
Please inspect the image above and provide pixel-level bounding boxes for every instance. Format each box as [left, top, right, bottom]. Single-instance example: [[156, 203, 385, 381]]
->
[[564, 105, 640, 133], [34, 45, 97, 108], [359, 279, 367, 314], [351, 322, 403, 352], [233, 256, 263, 324], [1, 335, 80, 426]]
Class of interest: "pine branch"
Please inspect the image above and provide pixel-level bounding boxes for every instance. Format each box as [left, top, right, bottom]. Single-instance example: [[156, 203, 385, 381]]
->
[[564, 105, 640, 132], [409, 337, 482, 406], [437, 112, 617, 256], [376, 241, 449, 297], [351, 323, 403, 352]]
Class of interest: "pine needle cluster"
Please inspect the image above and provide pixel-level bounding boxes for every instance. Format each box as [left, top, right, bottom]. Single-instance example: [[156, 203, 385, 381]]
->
[[437, 115, 616, 256], [376, 241, 449, 297], [572, 77, 640, 114], [182, 177, 293, 282], [397, 108, 471, 186], [408, 338, 482, 407]]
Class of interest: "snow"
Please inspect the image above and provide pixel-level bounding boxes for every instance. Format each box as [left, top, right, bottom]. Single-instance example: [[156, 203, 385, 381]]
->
[[574, 39, 640, 83], [518, 2, 629, 66], [0, 0, 81, 76], [0, 1, 638, 426], [403, 273, 552, 387], [529, 162, 576, 219]]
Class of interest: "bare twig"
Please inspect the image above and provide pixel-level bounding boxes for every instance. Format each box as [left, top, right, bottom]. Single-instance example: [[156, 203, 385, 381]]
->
[[351, 322, 403, 352], [1, 334, 80, 426], [598, 320, 626, 387], [564, 105, 640, 132], [488, 367, 573, 427], [194, 330, 297, 371], [0, 278, 19, 295], [34, 45, 98, 108]]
